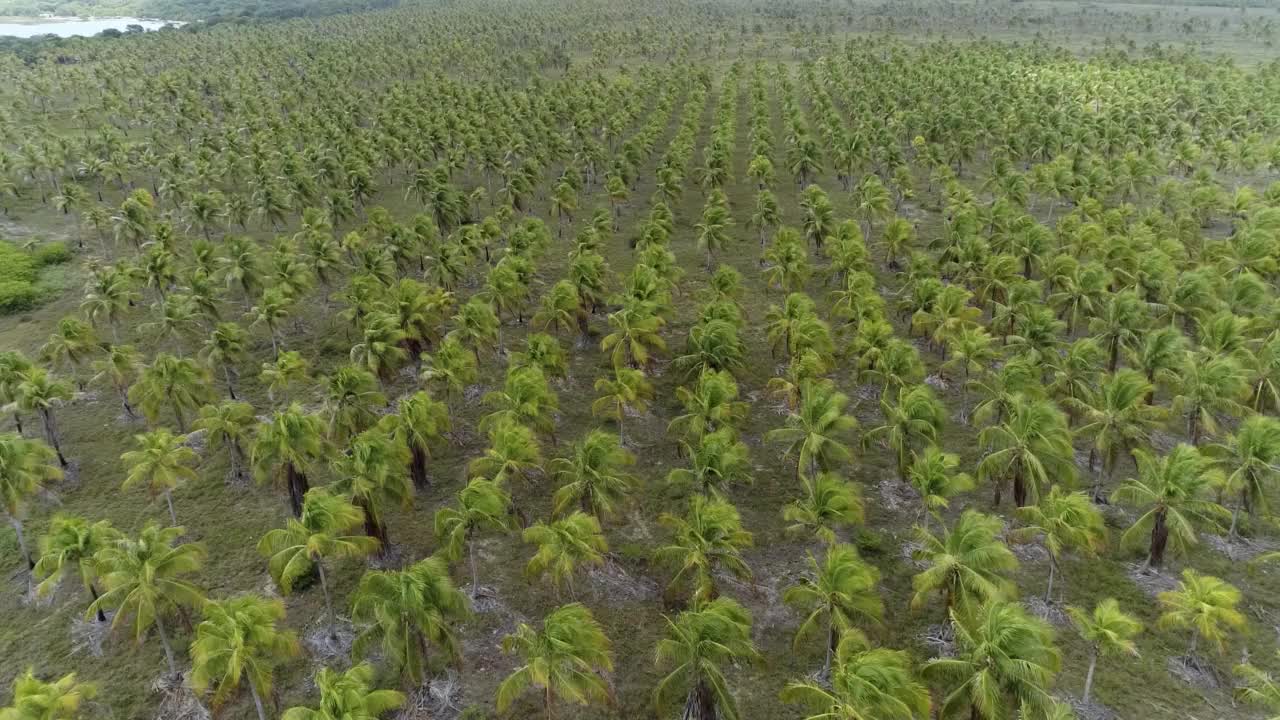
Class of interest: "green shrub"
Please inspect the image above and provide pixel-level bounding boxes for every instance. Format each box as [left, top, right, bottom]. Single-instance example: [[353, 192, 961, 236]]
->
[[32, 241, 72, 267], [0, 280, 40, 313], [0, 242, 36, 284]]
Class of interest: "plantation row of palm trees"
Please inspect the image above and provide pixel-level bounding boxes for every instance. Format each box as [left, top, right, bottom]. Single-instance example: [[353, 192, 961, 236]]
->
[[3, 3, 1280, 719]]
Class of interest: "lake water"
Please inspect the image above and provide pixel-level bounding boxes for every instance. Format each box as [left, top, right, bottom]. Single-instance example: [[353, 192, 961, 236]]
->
[[0, 17, 176, 38]]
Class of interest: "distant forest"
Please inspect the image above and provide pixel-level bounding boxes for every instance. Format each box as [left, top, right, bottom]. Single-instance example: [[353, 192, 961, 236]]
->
[[0, 0, 403, 21]]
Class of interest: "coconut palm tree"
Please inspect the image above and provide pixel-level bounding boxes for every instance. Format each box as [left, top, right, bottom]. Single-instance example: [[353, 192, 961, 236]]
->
[[785, 543, 883, 676], [767, 380, 858, 480], [668, 428, 752, 498], [0, 669, 95, 720], [1089, 290, 1147, 373], [1066, 599, 1141, 704], [1172, 353, 1249, 446], [482, 365, 559, 442], [1207, 415, 1280, 538], [782, 472, 865, 544], [978, 396, 1074, 508], [656, 495, 753, 601], [252, 404, 329, 517], [322, 364, 386, 443], [89, 524, 206, 677], [1235, 653, 1280, 720], [192, 401, 254, 485], [780, 633, 930, 720], [128, 353, 214, 433], [434, 478, 510, 593], [1077, 370, 1167, 500], [190, 594, 299, 720], [469, 419, 543, 485], [258, 488, 378, 639], [201, 322, 248, 400], [653, 597, 759, 720], [420, 336, 477, 407], [382, 391, 449, 490], [867, 384, 946, 484], [923, 601, 1061, 720], [907, 446, 974, 531], [601, 309, 666, 371], [522, 511, 607, 598], [668, 370, 748, 446], [1013, 487, 1106, 603], [549, 430, 635, 519], [33, 515, 120, 621], [0, 434, 61, 573], [260, 350, 311, 404], [1112, 444, 1228, 571], [591, 368, 653, 445], [12, 368, 73, 467], [1157, 569, 1245, 656], [350, 556, 469, 686], [120, 429, 198, 526], [280, 662, 404, 720], [496, 603, 613, 720], [331, 428, 412, 550], [911, 510, 1018, 611]]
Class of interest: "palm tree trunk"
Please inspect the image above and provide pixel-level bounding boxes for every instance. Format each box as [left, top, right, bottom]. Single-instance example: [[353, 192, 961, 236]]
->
[[824, 618, 836, 677], [11, 411, 22, 435], [249, 683, 268, 720], [9, 515, 32, 569], [1149, 508, 1169, 570], [155, 613, 178, 677], [469, 535, 480, 594], [164, 490, 178, 526], [1082, 649, 1098, 704], [1045, 558, 1056, 603], [410, 445, 429, 490], [88, 582, 107, 622], [285, 463, 307, 517], [167, 392, 187, 433], [316, 561, 338, 640], [40, 408, 68, 467]]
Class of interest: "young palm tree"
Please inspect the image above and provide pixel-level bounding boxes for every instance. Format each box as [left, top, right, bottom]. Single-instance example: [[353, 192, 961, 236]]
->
[[192, 401, 254, 485], [260, 350, 311, 404], [867, 384, 946, 484], [977, 396, 1074, 508], [1235, 652, 1280, 719], [549, 430, 635, 519], [331, 428, 412, 549], [1013, 487, 1106, 602], [601, 309, 666, 371], [420, 336, 478, 407], [13, 367, 73, 466], [201, 322, 248, 400], [591, 368, 654, 444], [0, 434, 61, 572], [767, 380, 858, 480], [496, 603, 613, 720], [90, 344, 142, 421], [906, 446, 974, 531], [120, 429, 197, 526], [656, 495, 753, 602], [350, 556, 469, 686], [522, 511, 607, 598], [322, 364, 386, 443], [1088, 290, 1147, 373], [1066, 599, 1141, 704], [469, 418, 543, 485], [911, 509, 1018, 611], [350, 311, 409, 384], [33, 515, 120, 620], [1207, 415, 1280, 538], [128, 353, 214, 433], [258, 488, 378, 639], [942, 326, 996, 421], [1077, 370, 1167, 500], [668, 370, 748, 445], [382, 391, 449, 490], [280, 662, 404, 720], [923, 601, 1061, 720], [1172, 353, 1249, 446], [190, 594, 299, 720], [668, 428, 752, 498], [784, 544, 883, 676], [780, 633, 929, 720], [1157, 569, 1245, 656], [434, 478, 510, 593], [1112, 444, 1228, 571], [782, 471, 865, 545], [482, 365, 559, 442], [252, 403, 329, 517], [89, 524, 206, 677], [653, 597, 760, 720], [0, 669, 95, 720]]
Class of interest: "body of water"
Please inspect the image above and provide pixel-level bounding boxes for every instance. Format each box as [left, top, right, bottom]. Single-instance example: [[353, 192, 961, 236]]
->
[[0, 16, 176, 38]]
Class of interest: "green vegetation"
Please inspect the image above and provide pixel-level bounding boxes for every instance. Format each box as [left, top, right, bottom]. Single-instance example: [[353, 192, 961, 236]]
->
[[2, 0, 1280, 719]]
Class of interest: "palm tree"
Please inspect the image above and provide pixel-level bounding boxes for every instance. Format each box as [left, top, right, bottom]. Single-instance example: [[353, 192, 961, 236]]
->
[[350, 557, 469, 686], [89, 524, 206, 677], [923, 601, 1061, 720], [350, 311, 409, 384], [668, 370, 748, 445], [322, 365, 386, 443], [0, 434, 62, 575], [258, 488, 378, 639], [281, 662, 404, 720], [469, 418, 543, 485], [767, 380, 858, 480], [591, 368, 653, 444], [33, 515, 120, 621], [1013, 487, 1106, 603], [332, 428, 412, 550], [420, 336, 478, 406], [1089, 290, 1147, 373], [550, 430, 635, 518], [1172, 353, 1249, 446], [942, 326, 996, 421], [91, 344, 142, 421], [978, 396, 1074, 508], [128, 353, 213, 433], [252, 404, 329, 517], [780, 633, 930, 720], [785, 544, 883, 676], [120, 429, 197, 526], [434, 478, 510, 593], [0, 351, 33, 435], [911, 510, 1018, 611], [1207, 415, 1280, 538], [1077, 370, 1167, 500], [496, 603, 613, 720], [260, 350, 311, 404], [13, 368, 72, 466], [522, 511, 607, 598], [668, 428, 752, 498], [653, 597, 760, 720], [192, 401, 254, 485], [656, 495, 753, 601], [907, 446, 974, 531], [190, 594, 299, 720], [1112, 444, 1228, 571], [382, 391, 449, 490], [0, 669, 95, 720], [601, 309, 666, 371], [783, 471, 865, 544], [1157, 569, 1245, 656], [867, 385, 946, 484], [1235, 653, 1280, 719], [1066, 599, 1141, 704], [482, 365, 559, 442]]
